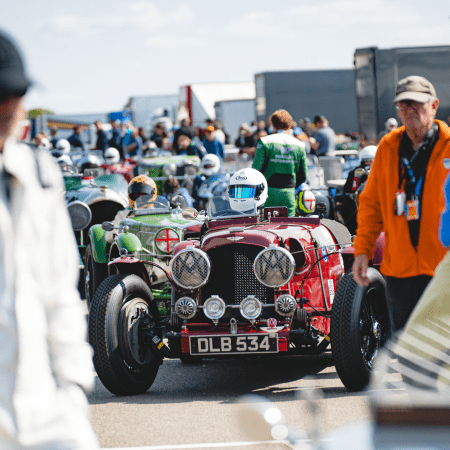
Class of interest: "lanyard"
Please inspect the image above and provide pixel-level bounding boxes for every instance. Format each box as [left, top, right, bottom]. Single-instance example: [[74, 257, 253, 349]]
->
[[401, 157, 424, 198], [398, 123, 438, 199]]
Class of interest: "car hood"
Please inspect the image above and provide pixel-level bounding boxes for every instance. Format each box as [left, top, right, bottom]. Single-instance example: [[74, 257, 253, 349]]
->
[[201, 223, 316, 253], [124, 211, 202, 231]]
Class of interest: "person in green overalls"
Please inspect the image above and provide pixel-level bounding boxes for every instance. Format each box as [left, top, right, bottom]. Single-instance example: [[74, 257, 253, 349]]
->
[[252, 109, 308, 216]]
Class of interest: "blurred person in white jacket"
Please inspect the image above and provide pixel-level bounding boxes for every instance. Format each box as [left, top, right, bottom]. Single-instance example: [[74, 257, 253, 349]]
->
[[0, 30, 99, 449]]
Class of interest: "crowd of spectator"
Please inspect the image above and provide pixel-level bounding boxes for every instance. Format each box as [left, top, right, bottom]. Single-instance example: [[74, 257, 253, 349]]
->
[[36, 111, 343, 162]]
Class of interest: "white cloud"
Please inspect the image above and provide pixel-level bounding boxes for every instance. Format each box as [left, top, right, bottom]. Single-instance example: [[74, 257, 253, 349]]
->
[[37, 1, 196, 39], [223, 0, 433, 41], [146, 34, 207, 50]]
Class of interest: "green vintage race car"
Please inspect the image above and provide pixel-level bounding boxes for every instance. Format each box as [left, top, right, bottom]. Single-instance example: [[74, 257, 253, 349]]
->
[[63, 170, 129, 296], [84, 194, 202, 309], [135, 154, 200, 194]]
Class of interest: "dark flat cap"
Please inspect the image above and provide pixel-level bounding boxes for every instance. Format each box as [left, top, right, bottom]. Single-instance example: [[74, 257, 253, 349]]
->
[[0, 30, 31, 96]]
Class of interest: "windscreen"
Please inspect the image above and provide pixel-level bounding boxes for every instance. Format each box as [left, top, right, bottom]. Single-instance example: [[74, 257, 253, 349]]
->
[[207, 196, 257, 219]]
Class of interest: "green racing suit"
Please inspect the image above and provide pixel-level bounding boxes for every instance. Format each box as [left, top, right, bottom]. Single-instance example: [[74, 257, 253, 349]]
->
[[252, 131, 307, 216]]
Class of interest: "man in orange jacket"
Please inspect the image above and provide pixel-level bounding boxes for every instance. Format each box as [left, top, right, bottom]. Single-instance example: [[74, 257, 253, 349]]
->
[[353, 75, 450, 332]]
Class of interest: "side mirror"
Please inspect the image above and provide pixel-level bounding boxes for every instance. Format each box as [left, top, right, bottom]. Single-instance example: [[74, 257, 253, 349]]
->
[[102, 221, 115, 232], [182, 207, 199, 220]]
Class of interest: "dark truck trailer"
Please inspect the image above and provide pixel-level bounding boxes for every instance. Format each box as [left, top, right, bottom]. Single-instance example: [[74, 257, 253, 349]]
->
[[255, 69, 358, 134], [354, 45, 450, 143]]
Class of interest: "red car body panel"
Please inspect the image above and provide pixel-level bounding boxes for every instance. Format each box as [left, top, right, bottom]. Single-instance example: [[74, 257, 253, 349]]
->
[[172, 215, 348, 356]]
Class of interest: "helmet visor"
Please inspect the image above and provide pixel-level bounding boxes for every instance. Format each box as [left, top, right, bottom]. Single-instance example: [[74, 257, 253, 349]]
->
[[128, 182, 156, 201], [229, 185, 257, 199]]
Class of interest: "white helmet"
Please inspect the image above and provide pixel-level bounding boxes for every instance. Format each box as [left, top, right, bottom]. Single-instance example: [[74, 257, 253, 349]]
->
[[228, 168, 268, 212], [359, 145, 377, 163], [200, 154, 220, 176], [296, 183, 316, 215], [57, 154, 72, 166], [104, 147, 120, 165], [40, 137, 51, 150], [385, 118, 398, 131], [55, 139, 71, 154]]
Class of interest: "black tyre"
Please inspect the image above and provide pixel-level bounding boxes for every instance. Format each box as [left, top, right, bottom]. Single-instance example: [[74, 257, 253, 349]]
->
[[84, 242, 108, 310], [331, 268, 389, 391], [89, 274, 161, 396]]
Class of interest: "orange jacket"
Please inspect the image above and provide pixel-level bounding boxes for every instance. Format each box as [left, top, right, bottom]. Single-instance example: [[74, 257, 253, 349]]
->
[[354, 120, 450, 278]]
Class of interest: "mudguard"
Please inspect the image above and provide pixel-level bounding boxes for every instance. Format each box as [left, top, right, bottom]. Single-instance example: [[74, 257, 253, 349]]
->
[[115, 232, 143, 253], [88, 224, 108, 264], [108, 256, 151, 286]]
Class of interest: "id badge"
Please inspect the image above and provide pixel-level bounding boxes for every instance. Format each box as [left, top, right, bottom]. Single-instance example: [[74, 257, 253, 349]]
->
[[395, 191, 406, 216], [405, 199, 419, 221]]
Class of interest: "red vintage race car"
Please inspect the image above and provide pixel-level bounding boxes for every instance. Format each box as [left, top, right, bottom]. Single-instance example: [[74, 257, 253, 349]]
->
[[106, 158, 137, 182], [88, 196, 388, 396]]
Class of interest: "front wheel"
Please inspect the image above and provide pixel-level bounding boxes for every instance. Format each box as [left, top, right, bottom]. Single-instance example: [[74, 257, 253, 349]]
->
[[84, 242, 108, 310], [88, 274, 161, 396], [331, 268, 389, 391]]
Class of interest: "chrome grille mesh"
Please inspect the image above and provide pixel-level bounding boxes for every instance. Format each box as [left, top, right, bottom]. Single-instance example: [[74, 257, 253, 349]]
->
[[254, 247, 295, 288], [202, 244, 272, 305], [171, 249, 210, 289]]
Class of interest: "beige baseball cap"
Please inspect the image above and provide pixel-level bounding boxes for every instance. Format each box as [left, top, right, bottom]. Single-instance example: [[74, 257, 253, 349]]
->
[[394, 75, 436, 103]]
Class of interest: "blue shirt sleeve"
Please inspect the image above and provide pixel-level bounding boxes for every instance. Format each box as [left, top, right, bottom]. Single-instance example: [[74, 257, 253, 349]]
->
[[439, 172, 450, 247]]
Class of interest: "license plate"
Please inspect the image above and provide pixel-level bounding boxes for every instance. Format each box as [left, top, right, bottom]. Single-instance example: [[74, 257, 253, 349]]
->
[[189, 334, 278, 355]]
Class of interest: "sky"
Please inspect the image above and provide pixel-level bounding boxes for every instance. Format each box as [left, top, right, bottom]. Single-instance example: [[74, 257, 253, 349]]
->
[[1, 0, 449, 115]]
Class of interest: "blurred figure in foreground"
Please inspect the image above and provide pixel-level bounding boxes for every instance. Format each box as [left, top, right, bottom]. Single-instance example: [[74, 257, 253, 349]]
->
[[0, 30, 99, 449]]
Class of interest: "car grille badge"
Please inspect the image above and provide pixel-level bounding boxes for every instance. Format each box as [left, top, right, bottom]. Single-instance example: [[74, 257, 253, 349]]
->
[[226, 236, 244, 241]]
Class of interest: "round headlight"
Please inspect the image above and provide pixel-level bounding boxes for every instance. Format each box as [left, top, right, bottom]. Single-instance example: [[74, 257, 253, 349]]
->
[[170, 247, 211, 290], [67, 201, 92, 231], [163, 163, 177, 177], [203, 296, 226, 321], [175, 297, 197, 320], [240, 296, 262, 320], [275, 294, 296, 317], [155, 228, 180, 254], [254, 245, 295, 288]]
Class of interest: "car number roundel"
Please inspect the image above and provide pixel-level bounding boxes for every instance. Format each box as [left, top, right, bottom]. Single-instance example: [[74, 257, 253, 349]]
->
[[155, 228, 180, 254]]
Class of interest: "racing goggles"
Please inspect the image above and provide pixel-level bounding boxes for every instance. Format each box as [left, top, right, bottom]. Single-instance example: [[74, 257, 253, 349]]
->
[[229, 184, 264, 199]]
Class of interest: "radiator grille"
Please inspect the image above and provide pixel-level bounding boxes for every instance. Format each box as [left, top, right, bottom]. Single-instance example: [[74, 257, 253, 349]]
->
[[202, 244, 273, 305]]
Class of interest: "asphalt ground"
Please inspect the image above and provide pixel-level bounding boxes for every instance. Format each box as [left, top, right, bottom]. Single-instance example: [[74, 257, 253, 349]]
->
[[88, 352, 371, 449]]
